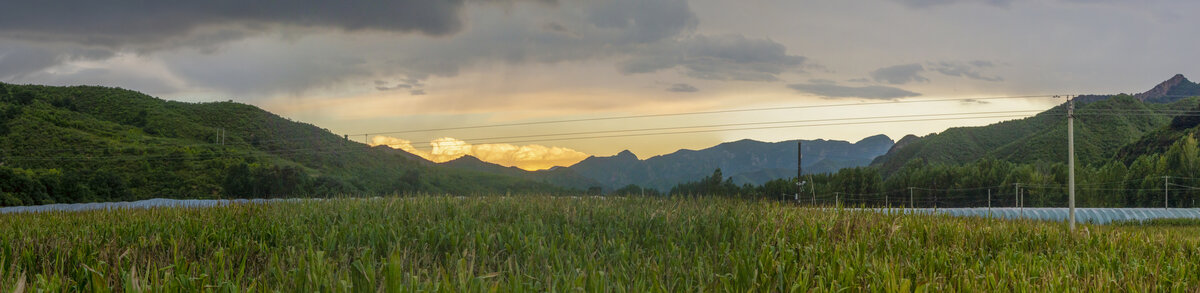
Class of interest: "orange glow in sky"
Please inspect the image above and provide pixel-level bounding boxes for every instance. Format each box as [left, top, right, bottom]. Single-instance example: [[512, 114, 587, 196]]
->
[[371, 136, 592, 171]]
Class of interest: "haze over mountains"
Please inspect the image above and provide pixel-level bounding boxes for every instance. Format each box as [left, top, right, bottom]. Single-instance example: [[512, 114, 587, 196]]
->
[[557, 135, 893, 191]]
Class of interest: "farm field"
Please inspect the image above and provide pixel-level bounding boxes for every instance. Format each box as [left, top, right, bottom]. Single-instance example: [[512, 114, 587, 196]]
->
[[2, 196, 1200, 291]]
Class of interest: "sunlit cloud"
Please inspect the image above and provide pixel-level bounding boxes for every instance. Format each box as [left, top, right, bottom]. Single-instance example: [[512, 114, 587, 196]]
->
[[371, 136, 591, 171]]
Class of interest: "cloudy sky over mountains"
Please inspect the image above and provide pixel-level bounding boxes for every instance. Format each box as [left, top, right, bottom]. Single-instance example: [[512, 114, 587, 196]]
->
[[2, 0, 1197, 169]]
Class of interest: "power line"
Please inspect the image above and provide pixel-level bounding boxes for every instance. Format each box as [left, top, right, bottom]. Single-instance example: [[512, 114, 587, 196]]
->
[[398, 113, 1045, 149], [395, 110, 1045, 148], [0, 111, 1045, 161], [347, 95, 1063, 137]]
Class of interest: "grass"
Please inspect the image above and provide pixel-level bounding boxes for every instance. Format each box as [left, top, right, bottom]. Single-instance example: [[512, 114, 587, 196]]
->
[[2, 195, 1199, 291]]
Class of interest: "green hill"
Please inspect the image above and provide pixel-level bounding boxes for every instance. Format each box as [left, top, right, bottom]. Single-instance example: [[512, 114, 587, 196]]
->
[[0, 83, 569, 206], [872, 95, 1199, 174]]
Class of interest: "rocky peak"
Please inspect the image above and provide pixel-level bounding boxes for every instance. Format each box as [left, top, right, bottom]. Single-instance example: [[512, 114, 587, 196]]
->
[[1135, 74, 1190, 101], [615, 150, 639, 160]]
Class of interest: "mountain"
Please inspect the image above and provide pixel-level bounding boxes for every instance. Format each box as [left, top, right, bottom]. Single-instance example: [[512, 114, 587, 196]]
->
[[0, 83, 568, 206], [438, 155, 601, 190], [1135, 74, 1200, 103], [1114, 103, 1200, 163], [563, 135, 894, 191], [872, 75, 1200, 174]]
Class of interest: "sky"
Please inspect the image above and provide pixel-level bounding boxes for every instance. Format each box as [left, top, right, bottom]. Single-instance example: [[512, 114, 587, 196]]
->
[[2, 0, 1197, 170]]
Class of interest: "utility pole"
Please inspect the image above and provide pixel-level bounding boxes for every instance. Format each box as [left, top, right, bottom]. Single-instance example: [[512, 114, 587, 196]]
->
[[1165, 176, 1170, 209], [835, 192, 840, 206], [1067, 95, 1076, 232], [987, 189, 992, 218], [1020, 187, 1024, 216], [796, 141, 803, 202]]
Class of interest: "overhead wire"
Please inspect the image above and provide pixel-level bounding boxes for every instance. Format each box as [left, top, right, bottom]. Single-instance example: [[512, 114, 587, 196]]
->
[[0, 110, 1049, 158], [345, 95, 1064, 137]]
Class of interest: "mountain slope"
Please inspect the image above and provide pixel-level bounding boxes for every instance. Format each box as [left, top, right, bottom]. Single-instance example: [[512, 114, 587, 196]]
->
[[439, 155, 602, 190], [872, 76, 1200, 174], [565, 135, 894, 191], [1136, 74, 1200, 103], [0, 83, 567, 206]]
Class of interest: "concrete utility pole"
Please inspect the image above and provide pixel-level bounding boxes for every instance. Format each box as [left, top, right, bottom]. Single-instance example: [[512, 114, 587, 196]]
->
[[1165, 176, 1170, 209], [987, 189, 992, 218], [1067, 95, 1076, 232], [796, 141, 803, 202]]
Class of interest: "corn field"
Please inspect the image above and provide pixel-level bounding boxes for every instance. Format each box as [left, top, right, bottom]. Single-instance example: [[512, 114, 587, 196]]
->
[[2, 195, 1199, 291]]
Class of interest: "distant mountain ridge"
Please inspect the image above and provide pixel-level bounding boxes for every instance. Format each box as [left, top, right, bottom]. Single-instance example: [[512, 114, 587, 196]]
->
[[564, 135, 895, 191]]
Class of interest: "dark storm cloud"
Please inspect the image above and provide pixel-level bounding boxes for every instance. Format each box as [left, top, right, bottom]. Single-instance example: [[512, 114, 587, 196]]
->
[[587, 0, 697, 43], [619, 34, 807, 81], [870, 63, 929, 84], [0, 44, 116, 79], [787, 82, 921, 100], [0, 1, 512, 48], [929, 61, 1003, 81], [3, 0, 811, 97], [666, 83, 699, 92]]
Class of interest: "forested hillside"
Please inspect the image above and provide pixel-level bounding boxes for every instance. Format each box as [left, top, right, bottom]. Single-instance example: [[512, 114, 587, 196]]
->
[[0, 83, 568, 206], [670, 76, 1200, 208], [872, 95, 1198, 174]]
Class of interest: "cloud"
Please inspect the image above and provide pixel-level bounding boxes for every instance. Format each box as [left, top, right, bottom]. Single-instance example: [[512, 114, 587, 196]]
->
[[787, 82, 921, 100], [960, 99, 991, 105], [0, 0, 551, 89], [3, 0, 810, 99], [375, 77, 423, 93], [0, 1, 523, 48], [586, 0, 697, 44], [891, 0, 1013, 8], [619, 34, 807, 81], [666, 83, 699, 92], [371, 136, 590, 170], [0, 43, 116, 79], [543, 22, 569, 33], [870, 63, 929, 84], [928, 61, 1003, 81]]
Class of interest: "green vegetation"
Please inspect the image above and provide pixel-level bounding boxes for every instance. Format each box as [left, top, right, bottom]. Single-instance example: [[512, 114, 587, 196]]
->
[[872, 95, 1199, 174], [3, 196, 1200, 291], [1111, 217, 1200, 227], [0, 83, 570, 206], [698, 133, 1200, 208]]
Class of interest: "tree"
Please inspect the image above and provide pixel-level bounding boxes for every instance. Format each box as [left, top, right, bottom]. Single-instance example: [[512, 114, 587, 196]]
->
[[222, 163, 253, 198], [613, 184, 658, 196]]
